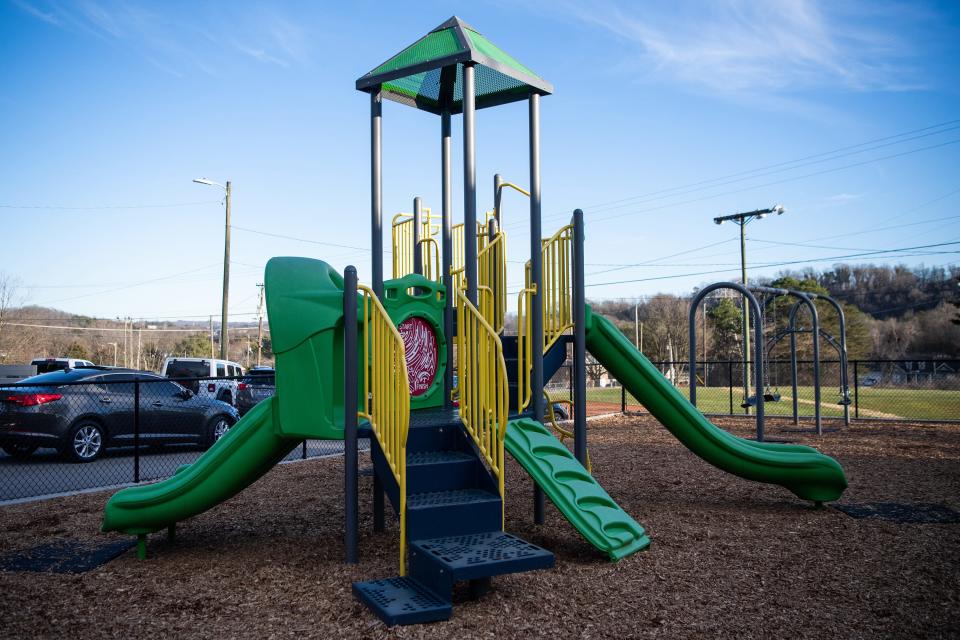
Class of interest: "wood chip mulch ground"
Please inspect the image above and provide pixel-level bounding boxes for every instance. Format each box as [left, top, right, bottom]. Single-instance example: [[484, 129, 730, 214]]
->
[[0, 415, 957, 639]]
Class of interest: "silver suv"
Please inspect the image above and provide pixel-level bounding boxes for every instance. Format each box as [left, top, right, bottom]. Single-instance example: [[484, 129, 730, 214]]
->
[[160, 357, 244, 406]]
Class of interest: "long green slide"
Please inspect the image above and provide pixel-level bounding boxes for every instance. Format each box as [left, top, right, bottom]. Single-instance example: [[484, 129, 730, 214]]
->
[[102, 398, 299, 534], [103, 257, 350, 536], [583, 306, 847, 503], [505, 417, 650, 560]]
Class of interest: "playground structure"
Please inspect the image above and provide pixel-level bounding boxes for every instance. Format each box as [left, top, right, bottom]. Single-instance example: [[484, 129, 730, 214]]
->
[[101, 17, 848, 627], [690, 283, 851, 437]]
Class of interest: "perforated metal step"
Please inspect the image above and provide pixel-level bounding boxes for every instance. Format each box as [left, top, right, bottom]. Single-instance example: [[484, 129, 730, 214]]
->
[[407, 450, 474, 466], [407, 488, 499, 509], [352, 576, 451, 626], [410, 531, 554, 583]]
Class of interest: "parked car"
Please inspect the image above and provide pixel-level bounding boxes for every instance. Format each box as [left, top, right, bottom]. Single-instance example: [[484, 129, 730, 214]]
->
[[30, 357, 96, 374], [160, 357, 244, 406], [236, 367, 275, 416], [0, 368, 239, 462]]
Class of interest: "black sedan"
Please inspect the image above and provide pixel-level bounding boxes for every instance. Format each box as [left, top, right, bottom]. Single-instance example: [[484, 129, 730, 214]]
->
[[236, 367, 275, 416], [0, 368, 239, 462]]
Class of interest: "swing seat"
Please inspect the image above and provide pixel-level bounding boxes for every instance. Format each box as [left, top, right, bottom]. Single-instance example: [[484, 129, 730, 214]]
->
[[740, 396, 758, 408], [763, 391, 781, 402]]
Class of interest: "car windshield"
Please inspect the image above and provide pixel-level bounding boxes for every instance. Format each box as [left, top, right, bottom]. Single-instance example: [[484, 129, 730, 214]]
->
[[242, 370, 275, 386], [165, 360, 209, 378], [32, 360, 68, 374]]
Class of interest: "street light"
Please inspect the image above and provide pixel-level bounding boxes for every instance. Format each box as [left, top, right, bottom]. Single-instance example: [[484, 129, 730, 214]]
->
[[193, 177, 232, 360], [712, 205, 786, 412], [106, 342, 118, 367]]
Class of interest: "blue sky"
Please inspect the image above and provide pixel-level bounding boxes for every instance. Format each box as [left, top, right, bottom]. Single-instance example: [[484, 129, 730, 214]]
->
[[1, 0, 958, 323]]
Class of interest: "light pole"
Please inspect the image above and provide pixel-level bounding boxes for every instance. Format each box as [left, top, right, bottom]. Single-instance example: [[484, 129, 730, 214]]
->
[[713, 205, 785, 411], [107, 342, 118, 366], [194, 178, 231, 360]]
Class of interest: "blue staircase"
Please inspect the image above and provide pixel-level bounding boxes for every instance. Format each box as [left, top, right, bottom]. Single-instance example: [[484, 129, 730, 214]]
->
[[502, 334, 572, 414], [353, 408, 555, 626]]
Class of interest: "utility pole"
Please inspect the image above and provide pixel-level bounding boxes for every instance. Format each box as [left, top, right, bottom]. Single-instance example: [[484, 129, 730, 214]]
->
[[634, 303, 640, 350], [193, 177, 231, 360], [136, 320, 142, 370], [209, 315, 215, 358], [713, 205, 786, 411], [255, 282, 265, 366]]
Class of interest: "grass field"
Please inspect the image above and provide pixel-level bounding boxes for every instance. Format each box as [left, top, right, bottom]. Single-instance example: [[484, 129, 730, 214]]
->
[[548, 385, 960, 421]]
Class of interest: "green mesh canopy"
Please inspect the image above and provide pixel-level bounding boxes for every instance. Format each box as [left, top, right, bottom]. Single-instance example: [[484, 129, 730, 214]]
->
[[356, 16, 552, 115]]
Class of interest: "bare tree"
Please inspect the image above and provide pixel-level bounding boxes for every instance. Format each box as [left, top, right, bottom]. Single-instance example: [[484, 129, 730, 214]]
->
[[0, 273, 26, 363]]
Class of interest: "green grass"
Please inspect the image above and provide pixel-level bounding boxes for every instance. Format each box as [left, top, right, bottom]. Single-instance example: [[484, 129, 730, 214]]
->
[[547, 385, 960, 422]]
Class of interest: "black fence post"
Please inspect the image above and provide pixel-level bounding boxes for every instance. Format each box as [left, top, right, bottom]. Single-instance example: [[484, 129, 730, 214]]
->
[[133, 378, 140, 484], [728, 361, 734, 415], [302, 441, 307, 459], [621, 385, 626, 413], [854, 360, 859, 420]]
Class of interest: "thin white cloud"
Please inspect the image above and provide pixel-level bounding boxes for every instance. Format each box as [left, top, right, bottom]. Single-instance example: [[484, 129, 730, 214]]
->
[[10, 1, 312, 75], [549, 0, 936, 94]]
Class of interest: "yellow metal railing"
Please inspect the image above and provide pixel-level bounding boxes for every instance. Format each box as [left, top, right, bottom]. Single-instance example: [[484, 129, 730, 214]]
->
[[392, 210, 440, 281], [456, 289, 508, 521], [357, 284, 411, 575], [477, 230, 507, 333], [450, 221, 490, 308], [516, 224, 574, 411]]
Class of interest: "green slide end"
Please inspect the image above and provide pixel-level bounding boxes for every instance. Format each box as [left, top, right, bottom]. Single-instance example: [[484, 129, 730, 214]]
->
[[583, 306, 847, 503], [102, 397, 299, 535], [505, 417, 650, 560]]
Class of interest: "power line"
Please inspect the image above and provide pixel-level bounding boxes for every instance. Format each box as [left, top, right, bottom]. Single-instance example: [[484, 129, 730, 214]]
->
[[0, 200, 221, 211], [233, 225, 370, 252], [6, 322, 269, 333]]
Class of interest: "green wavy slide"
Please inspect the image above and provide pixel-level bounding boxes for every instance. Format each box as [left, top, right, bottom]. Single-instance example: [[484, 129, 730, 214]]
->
[[505, 417, 650, 560], [583, 305, 847, 503]]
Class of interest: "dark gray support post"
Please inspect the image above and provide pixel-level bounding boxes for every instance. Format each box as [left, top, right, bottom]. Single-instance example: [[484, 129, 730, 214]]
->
[[816, 294, 850, 426], [493, 173, 503, 225], [799, 292, 823, 436], [529, 92, 546, 522], [572, 209, 587, 466], [133, 378, 140, 483], [789, 304, 800, 425], [413, 196, 423, 276], [728, 361, 734, 414], [853, 360, 860, 419], [343, 266, 359, 564], [689, 283, 765, 440], [463, 63, 478, 306], [441, 110, 454, 410], [371, 89, 383, 296]]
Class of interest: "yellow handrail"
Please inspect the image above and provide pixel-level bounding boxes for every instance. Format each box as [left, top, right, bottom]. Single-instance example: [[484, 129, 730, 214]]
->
[[516, 224, 574, 411], [450, 221, 490, 308], [477, 231, 507, 332], [456, 289, 508, 524], [357, 284, 411, 575], [392, 209, 438, 280]]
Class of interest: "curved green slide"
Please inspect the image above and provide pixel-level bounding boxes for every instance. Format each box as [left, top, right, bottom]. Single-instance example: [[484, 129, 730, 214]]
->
[[584, 306, 847, 503], [506, 417, 649, 560], [103, 257, 350, 538]]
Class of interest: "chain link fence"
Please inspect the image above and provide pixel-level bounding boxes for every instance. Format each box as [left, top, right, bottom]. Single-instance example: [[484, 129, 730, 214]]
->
[[548, 358, 960, 423], [0, 373, 361, 503]]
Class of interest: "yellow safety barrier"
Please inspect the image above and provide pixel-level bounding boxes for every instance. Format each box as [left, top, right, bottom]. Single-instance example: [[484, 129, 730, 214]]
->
[[357, 284, 411, 575], [477, 230, 507, 333], [456, 289, 508, 523], [450, 221, 491, 307], [392, 210, 440, 280], [516, 224, 574, 411]]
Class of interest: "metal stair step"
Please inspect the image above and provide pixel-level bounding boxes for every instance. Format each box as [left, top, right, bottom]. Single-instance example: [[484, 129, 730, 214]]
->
[[407, 488, 500, 509], [407, 450, 475, 466], [407, 451, 480, 493], [409, 531, 555, 596], [406, 489, 503, 539], [352, 576, 451, 626]]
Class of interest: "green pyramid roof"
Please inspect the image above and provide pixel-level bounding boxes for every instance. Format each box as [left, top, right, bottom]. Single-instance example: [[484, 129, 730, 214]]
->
[[356, 17, 552, 115]]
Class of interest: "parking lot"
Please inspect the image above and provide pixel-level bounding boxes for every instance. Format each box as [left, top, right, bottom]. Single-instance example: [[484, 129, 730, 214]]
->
[[0, 440, 367, 503]]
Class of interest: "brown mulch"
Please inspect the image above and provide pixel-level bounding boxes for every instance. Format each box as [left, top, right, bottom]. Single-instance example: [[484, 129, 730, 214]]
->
[[0, 416, 958, 639]]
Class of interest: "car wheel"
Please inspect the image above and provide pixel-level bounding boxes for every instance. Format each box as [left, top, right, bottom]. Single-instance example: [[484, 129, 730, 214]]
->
[[2, 443, 39, 461], [63, 420, 105, 463], [205, 415, 234, 448], [553, 404, 569, 421]]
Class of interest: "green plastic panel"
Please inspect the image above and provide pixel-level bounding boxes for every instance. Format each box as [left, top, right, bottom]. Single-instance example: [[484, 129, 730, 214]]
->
[[102, 398, 299, 535], [465, 28, 540, 79], [382, 274, 447, 410], [584, 306, 848, 503], [506, 417, 650, 560]]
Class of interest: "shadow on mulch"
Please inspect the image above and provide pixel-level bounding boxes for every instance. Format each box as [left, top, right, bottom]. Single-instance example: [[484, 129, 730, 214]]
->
[[835, 502, 960, 524], [0, 539, 134, 574]]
